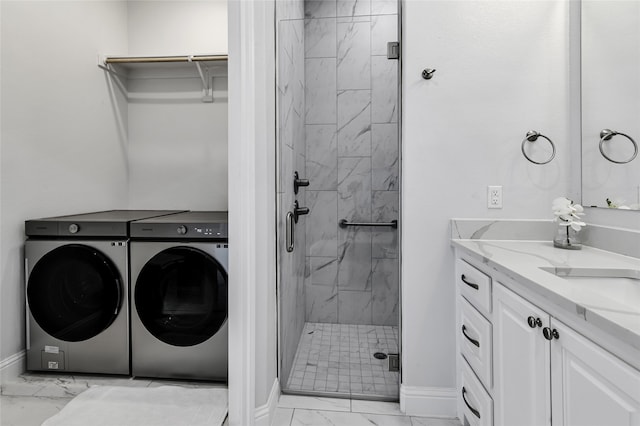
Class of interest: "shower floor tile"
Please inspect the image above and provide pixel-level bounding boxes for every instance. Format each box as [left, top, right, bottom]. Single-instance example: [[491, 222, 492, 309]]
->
[[286, 323, 399, 399]]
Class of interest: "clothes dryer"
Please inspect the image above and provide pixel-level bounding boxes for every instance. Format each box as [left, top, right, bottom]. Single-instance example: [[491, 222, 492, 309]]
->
[[24, 210, 183, 375], [129, 211, 228, 381]]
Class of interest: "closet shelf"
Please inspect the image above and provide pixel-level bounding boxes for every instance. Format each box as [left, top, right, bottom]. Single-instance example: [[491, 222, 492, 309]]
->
[[101, 54, 227, 65], [98, 54, 228, 103]]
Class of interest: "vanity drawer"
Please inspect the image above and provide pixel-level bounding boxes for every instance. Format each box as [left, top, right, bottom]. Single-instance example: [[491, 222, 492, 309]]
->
[[460, 297, 493, 389], [461, 357, 494, 426], [457, 258, 492, 316]]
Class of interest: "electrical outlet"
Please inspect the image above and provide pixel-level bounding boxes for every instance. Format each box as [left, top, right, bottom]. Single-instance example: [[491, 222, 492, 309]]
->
[[488, 185, 503, 209]]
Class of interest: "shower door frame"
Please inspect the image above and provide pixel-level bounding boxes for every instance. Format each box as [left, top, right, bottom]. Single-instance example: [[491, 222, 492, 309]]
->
[[275, 1, 404, 402]]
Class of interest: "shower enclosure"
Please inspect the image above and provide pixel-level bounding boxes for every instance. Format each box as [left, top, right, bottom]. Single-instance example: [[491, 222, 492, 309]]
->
[[276, 0, 400, 400]]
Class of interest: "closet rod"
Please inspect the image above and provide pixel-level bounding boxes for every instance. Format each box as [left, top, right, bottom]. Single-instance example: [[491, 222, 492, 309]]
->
[[104, 54, 228, 64]]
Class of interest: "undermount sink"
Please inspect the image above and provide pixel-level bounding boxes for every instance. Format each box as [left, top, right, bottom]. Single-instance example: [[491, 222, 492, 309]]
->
[[540, 267, 640, 280], [540, 267, 640, 308]]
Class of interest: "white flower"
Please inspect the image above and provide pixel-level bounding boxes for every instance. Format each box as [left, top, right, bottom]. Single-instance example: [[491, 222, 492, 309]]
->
[[552, 197, 586, 231]]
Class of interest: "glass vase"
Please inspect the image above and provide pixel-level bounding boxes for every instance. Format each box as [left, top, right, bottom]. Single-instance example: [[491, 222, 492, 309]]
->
[[553, 225, 582, 250]]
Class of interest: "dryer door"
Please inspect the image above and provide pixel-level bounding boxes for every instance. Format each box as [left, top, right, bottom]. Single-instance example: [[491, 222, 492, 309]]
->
[[27, 244, 123, 342], [135, 246, 228, 347]]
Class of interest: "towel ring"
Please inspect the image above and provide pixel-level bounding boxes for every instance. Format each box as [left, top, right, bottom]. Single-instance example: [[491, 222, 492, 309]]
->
[[521, 130, 556, 165], [599, 129, 638, 164]]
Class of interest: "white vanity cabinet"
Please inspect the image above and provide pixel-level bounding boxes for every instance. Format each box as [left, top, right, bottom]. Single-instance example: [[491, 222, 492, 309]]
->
[[550, 320, 640, 426], [495, 284, 640, 426], [493, 283, 551, 426], [456, 253, 640, 426]]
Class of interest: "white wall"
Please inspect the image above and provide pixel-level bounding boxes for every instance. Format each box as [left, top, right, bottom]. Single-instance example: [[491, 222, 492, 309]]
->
[[126, 73, 229, 210], [401, 0, 571, 412], [126, 1, 228, 210], [127, 1, 227, 57], [0, 0, 129, 361]]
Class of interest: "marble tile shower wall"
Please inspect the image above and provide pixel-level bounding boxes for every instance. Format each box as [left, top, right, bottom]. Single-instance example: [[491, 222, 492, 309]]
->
[[276, 0, 307, 387], [303, 0, 399, 326]]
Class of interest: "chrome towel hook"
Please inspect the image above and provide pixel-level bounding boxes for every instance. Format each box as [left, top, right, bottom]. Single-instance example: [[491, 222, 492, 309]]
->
[[521, 131, 556, 165], [421, 68, 436, 80], [599, 129, 638, 164]]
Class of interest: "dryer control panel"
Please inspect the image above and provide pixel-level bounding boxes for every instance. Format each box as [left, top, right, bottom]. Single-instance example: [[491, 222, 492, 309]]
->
[[129, 211, 228, 240]]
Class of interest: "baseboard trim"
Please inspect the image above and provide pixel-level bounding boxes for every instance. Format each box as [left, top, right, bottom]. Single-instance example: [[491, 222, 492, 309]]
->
[[0, 351, 26, 384], [400, 384, 457, 418], [254, 378, 280, 426]]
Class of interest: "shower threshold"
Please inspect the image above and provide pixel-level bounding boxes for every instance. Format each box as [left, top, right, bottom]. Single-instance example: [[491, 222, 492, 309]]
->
[[283, 322, 399, 401], [282, 388, 398, 402]]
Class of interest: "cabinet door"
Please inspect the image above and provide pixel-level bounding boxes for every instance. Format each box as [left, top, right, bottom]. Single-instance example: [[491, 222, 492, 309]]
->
[[551, 319, 640, 426], [493, 283, 551, 426]]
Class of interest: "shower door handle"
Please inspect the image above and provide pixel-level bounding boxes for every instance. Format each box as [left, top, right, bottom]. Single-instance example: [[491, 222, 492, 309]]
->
[[286, 211, 295, 253]]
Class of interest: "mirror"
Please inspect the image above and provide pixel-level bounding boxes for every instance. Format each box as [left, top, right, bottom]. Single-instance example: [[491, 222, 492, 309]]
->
[[581, 1, 640, 210]]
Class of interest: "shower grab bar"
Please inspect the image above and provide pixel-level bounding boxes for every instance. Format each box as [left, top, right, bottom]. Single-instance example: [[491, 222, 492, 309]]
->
[[339, 219, 398, 229]]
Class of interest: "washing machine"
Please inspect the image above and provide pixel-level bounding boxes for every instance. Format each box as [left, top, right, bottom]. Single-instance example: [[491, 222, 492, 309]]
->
[[24, 210, 183, 375], [129, 211, 228, 381]]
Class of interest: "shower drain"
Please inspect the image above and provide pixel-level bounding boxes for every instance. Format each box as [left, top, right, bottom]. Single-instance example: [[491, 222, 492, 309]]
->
[[373, 352, 387, 360]]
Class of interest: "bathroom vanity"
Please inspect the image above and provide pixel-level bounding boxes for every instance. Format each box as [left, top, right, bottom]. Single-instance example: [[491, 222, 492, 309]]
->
[[452, 231, 640, 426]]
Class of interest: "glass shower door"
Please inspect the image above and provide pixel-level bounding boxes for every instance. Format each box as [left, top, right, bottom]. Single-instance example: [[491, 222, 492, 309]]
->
[[277, 0, 401, 400]]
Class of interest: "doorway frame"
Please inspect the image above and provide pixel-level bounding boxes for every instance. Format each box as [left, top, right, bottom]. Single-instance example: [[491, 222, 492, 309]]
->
[[227, 0, 278, 425]]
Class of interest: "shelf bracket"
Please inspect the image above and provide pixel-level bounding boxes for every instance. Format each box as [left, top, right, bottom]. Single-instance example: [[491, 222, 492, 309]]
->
[[97, 56, 128, 100], [97, 55, 128, 79], [192, 57, 214, 103]]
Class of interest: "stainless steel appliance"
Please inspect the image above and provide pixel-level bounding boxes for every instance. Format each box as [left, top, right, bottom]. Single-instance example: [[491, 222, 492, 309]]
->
[[24, 210, 183, 375], [129, 211, 228, 381]]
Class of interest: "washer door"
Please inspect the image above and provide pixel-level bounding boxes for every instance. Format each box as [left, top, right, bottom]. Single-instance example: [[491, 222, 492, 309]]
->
[[27, 244, 123, 342], [135, 246, 228, 347]]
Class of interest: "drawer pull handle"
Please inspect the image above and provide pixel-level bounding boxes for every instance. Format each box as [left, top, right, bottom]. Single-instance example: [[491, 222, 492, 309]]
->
[[461, 324, 480, 347], [527, 316, 542, 328], [462, 386, 481, 419], [461, 274, 479, 290], [543, 327, 559, 341]]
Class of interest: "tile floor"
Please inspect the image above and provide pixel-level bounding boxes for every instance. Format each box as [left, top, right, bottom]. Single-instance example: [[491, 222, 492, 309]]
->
[[0, 374, 461, 426], [274, 395, 462, 426], [0, 373, 228, 426], [286, 322, 399, 399]]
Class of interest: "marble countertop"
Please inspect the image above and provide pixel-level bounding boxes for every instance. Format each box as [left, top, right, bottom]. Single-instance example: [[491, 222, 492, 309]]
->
[[451, 239, 640, 352]]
